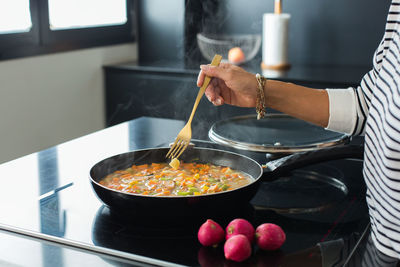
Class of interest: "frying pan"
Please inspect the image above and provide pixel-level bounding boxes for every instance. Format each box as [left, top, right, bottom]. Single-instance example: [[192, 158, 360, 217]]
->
[[89, 144, 364, 217]]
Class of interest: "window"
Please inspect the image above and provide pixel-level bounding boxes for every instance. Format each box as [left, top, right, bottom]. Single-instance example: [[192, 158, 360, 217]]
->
[[0, 0, 32, 34], [48, 0, 127, 30], [0, 0, 135, 60]]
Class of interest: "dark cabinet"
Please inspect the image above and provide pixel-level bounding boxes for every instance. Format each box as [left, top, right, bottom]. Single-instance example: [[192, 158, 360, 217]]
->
[[104, 61, 368, 139]]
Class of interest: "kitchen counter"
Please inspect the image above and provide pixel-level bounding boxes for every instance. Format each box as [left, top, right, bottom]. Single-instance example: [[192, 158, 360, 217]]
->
[[0, 117, 187, 267], [0, 116, 396, 266]]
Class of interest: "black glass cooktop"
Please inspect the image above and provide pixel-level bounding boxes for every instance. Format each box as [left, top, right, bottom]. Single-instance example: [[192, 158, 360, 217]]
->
[[0, 117, 377, 266]]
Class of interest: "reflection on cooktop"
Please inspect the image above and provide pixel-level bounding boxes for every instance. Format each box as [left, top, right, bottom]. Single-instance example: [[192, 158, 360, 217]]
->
[[91, 204, 256, 265], [91, 191, 369, 267], [186, 139, 366, 215], [252, 163, 349, 214]]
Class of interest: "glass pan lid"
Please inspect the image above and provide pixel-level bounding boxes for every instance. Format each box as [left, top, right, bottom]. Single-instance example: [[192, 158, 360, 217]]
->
[[208, 114, 349, 153]]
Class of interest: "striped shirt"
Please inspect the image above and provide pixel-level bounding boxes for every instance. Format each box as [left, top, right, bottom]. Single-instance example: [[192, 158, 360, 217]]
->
[[326, 0, 400, 259]]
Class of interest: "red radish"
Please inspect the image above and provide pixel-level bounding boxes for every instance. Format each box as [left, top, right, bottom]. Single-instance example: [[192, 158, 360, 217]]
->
[[255, 223, 286, 250], [224, 234, 252, 262], [226, 218, 255, 243], [198, 219, 225, 246]]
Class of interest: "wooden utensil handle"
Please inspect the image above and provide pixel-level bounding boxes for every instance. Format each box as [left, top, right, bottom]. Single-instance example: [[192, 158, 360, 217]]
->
[[201, 54, 223, 91], [188, 54, 222, 123]]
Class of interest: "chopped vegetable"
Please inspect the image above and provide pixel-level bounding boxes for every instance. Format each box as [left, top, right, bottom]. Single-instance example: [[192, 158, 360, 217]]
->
[[169, 158, 180, 170], [100, 161, 252, 197]]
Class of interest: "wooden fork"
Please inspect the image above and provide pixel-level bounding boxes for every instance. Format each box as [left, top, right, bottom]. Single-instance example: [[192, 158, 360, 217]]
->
[[166, 54, 222, 159]]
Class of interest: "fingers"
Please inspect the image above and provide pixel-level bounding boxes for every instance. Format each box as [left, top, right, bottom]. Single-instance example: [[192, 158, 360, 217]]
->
[[198, 67, 221, 105], [198, 63, 234, 106], [205, 91, 223, 106], [197, 69, 205, 87], [212, 97, 223, 106], [197, 62, 232, 87], [198, 68, 217, 103], [199, 64, 231, 81], [205, 79, 224, 106]]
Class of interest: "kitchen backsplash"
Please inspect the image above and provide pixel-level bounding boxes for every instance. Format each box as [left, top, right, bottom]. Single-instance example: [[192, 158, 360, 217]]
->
[[138, 0, 390, 67]]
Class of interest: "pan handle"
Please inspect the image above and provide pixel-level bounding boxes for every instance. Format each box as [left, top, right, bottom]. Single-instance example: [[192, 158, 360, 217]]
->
[[261, 144, 364, 181]]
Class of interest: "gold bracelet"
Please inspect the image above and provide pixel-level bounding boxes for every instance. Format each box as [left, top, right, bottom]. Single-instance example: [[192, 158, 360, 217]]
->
[[255, 73, 266, 119]]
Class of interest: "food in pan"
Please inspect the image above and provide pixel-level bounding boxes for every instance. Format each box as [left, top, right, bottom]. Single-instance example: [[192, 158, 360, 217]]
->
[[99, 162, 252, 196], [169, 157, 180, 170]]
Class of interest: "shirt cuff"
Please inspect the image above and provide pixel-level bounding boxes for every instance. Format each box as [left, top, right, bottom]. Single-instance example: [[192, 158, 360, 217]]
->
[[325, 88, 357, 134]]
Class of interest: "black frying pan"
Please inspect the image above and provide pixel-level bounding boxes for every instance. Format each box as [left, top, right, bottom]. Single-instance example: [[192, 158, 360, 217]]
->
[[89, 145, 364, 217]]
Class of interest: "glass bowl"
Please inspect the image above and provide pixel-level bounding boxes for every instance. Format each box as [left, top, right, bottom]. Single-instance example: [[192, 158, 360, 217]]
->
[[197, 33, 261, 64]]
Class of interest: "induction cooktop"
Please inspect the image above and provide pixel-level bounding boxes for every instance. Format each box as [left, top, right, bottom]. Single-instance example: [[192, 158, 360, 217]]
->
[[0, 138, 370, 266]]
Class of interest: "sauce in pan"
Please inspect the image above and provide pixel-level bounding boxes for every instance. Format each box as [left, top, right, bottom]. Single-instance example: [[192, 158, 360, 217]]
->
[[99, 162, 253, 196]]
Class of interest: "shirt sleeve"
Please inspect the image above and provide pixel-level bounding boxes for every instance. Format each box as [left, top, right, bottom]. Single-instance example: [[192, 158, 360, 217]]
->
[[325, 69, 376, 136], [326, 88, 357, 134]]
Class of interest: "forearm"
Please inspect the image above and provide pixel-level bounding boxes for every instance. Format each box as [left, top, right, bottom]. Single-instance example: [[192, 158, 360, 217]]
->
[[265, 79, 329, 128]]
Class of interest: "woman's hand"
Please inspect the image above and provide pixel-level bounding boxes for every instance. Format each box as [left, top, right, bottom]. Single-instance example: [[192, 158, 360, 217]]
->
[[197, 63, 258, 108], [198, 62, 329, 128]]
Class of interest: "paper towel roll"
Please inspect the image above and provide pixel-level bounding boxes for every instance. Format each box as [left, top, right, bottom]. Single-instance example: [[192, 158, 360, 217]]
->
[[262, 13, 291, 69]]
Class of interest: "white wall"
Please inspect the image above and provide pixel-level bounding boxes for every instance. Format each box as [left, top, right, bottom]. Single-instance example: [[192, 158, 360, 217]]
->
[[0, 43, 137, 163]]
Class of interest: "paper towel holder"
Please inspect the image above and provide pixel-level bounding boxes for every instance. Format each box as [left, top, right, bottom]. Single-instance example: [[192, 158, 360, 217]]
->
[[261, 0, 291, 71], [261, 62, 291, 70], [274, 0, 282, 14]]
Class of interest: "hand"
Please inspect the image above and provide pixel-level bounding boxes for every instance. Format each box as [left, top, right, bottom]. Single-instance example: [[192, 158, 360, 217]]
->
[[197, 63, 259, 108]]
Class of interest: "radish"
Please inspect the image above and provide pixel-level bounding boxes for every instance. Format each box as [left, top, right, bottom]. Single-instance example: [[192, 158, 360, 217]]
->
[[255, 223, 286, 250], [226, 218, 255, 243], [224, 234, 252, 262], [197, 219, 225, 246]]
